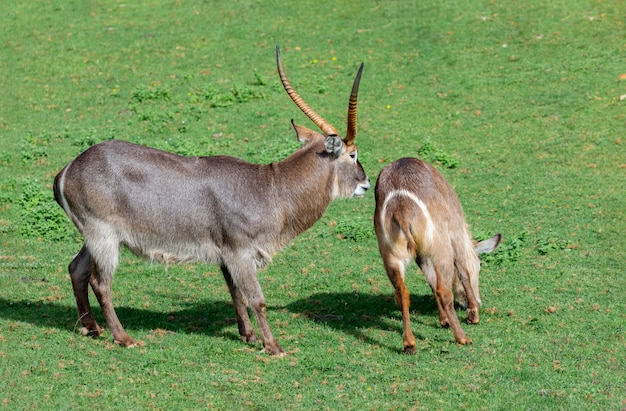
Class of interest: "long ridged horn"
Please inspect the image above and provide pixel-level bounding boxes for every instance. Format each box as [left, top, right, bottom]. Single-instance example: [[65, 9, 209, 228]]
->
[[276, 46, 339, 136], [344, 62, 364, 146]]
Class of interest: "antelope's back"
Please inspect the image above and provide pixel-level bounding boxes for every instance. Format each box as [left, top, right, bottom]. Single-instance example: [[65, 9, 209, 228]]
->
[[375, 157, 466, 221], [54, 140, 277, 253], [375, 158, 469, 257]]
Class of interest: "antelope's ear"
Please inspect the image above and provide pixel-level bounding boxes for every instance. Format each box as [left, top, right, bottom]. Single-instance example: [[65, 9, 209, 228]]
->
[[475, 234, 502, 254], [324, 135, 344, 157], [291, 120, 320, 143]]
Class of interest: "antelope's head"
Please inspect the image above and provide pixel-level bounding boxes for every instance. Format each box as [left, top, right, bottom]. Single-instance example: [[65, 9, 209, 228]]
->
[[276, 46, 370, 198]]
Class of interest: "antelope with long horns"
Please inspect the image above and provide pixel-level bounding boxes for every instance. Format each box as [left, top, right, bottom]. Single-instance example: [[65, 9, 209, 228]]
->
[[53, 47, 369, 355], [374, 157, 500, 353]]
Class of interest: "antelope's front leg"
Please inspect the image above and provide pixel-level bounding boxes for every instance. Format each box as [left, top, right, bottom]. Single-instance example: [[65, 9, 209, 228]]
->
[[466, 301, 480, 325], [455, 264, 480, 324], [226, 260, 284, 356], [220, 266, 258, 343]]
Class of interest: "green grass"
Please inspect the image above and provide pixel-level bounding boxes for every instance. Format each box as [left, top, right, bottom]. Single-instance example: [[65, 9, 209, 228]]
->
[[1, 0, 624, 409]]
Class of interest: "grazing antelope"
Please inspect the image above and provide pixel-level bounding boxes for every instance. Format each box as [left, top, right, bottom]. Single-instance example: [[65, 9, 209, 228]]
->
[[53, 46, 369, 355], [374, 157, 500, 353]]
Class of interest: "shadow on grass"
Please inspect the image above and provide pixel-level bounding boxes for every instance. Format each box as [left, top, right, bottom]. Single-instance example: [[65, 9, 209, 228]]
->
[[0, 296, 245, 343], [282, 291, 443, 354], [0, 289, 446, 353]]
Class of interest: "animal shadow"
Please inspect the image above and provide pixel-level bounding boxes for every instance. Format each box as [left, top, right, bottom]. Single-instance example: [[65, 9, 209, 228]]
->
[[283, 291, 441, 353], [1, 290, 445, 352], [0, 296, 245, 343]]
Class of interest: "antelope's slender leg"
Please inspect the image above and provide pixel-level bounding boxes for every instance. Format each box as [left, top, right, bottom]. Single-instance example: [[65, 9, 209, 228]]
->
[[225, 258, 284, 355], [68, 245, 103, 338], [435, 266, 470, 345], [220, 265, 258, 343], [82, 236, 135, 347], [88, 269, 136, 347], [383, 258, 416, 354], [456, 263, 480, 324], [419, 259, 450, 328]]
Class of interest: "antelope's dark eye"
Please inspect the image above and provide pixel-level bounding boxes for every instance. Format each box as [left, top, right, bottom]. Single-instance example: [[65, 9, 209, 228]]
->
[[350, 152, 357, 160]]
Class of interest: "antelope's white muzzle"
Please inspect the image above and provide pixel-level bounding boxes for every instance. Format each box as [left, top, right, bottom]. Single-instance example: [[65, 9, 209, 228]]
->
[[353, 179, 371, 197]]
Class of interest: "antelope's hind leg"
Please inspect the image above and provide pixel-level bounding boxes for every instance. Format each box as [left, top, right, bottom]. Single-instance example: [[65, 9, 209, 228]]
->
[[383, 258, 416, 354], [88, 267, 136, 347], [84, 237, 136, 347], [434, 263, 470, 345], [419, 259, 451, 329], [68, 245, 103, 338]]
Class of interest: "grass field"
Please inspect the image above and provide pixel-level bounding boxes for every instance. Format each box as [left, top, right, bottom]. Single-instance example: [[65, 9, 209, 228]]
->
[[1, 0, 624, 409]]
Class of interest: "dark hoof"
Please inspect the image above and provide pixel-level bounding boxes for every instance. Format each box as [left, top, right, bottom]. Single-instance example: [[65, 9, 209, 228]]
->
[[264, 341, 285, 356], [467, 309, 480, 324], [80, 326, 103, 338], [403, 345, 416, 355], [242, 333, 259, 344], [113, 335, 137, 348]]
